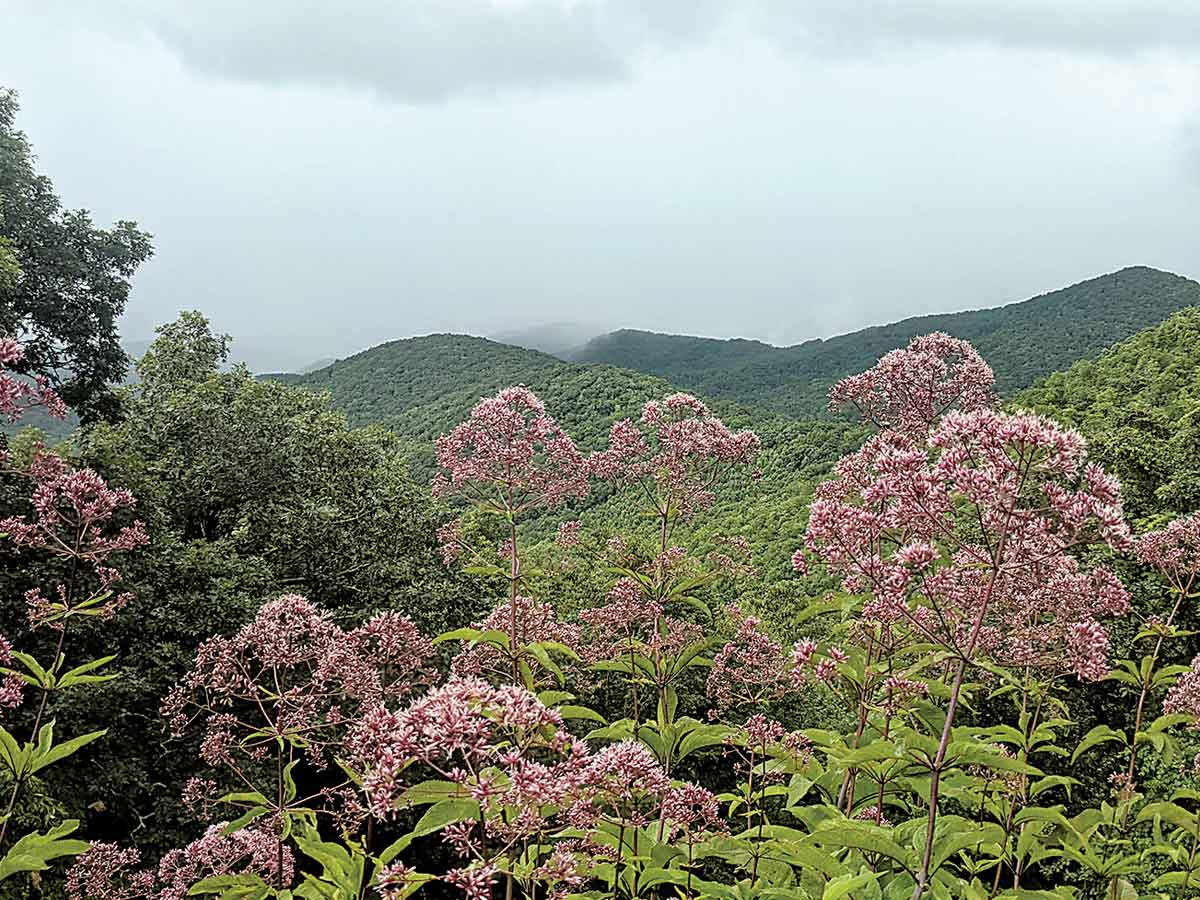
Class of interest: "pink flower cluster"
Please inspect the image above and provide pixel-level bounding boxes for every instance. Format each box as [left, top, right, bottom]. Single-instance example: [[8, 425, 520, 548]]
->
[[0, 634, 22, 711], [707, 607, 850, 716], [803, 405, 1131, 679], [587, 393, 760, 520], [828, 331, 994, 436], [348, 678, 707, 900], [1, 451, 148, 628], [578, 578, 704, 672], [0, 337, 67, 423], [162, 595, 438, 774], [661, 782, 725, 840], [725, 713, 812, 784], [571, 739, 673, 829], [707, 606, 791, 715], [1165, 655, 1200, 723], [1, 452, 147, 563], [348, 677, 571, 818], [433, 387, 588, 513], [578, 580, 661, 665], [556, 519, 583, 548], [66, 825, 292, 899], [1136, 512, 1200, 595]]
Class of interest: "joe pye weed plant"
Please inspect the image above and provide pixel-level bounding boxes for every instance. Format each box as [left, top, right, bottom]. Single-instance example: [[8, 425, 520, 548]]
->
[[4, 330, 1200, 899]]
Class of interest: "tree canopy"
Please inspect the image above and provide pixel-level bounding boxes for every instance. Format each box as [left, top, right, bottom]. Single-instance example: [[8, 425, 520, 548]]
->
[[0, 88, 153, 424]]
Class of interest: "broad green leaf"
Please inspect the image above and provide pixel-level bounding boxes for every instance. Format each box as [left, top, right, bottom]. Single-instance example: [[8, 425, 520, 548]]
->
[[0, 820, 89, 882], [377, 799, 479, 864], [1071, 725, 1126, 762], [30, 728, 107, 774]]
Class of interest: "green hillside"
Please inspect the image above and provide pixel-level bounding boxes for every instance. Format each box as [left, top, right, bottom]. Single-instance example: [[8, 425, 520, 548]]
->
[[271, 332, 863, 575], [276, 334, 683, 468], [1016, 306, 1200, 521], [1019, 305, 1200, 424], [573, 266, 1200, 416], [274, 279, 1200, 566]]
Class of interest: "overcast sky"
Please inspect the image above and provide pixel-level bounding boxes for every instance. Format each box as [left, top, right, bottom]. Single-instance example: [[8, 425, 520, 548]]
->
[[3, 1, 1199, 370]]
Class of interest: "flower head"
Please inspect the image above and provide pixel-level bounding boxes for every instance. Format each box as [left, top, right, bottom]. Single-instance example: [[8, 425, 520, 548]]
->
[[1136, 512, 1200, 595], [829, 331, 995, 436], [803, 405, 1131, 678], [587, 393, 758, 520], [433, 387, 588, 512]]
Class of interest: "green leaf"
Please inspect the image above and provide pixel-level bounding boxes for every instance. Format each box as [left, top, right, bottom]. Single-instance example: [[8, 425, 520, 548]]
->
[[30, 728, 107, 775], [377, 799, 479, 865], [1029, 775, 1075, 800], [56, 655, 119, 689], [0, 820, 90, 882], [823, 871, 878, 900], [804, 822, 914, 870], [1071, 725, 1126, 762], [930, 819, 1004, 873], [558, 705, 606, 724], [523, 642, 564, 682], [10, 652, 51, 689], [1137, 801, 1200, 834], [396, 780, 464, 805], [188, 872, 273, 897], [677, 724, 733, 761], [0, 726, 27, 777]]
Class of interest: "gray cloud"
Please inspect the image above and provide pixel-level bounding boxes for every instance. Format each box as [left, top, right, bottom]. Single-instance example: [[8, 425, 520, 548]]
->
[[123, 1, 626, 102], [2, 1, 1198, 370], [29, 0, 1200, 102]]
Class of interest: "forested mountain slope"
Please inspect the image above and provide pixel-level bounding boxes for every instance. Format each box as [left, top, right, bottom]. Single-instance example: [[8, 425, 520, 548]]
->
[[1017, 306, 1200, 521], [270, 332, 865, 576], [272, 284, 1200, 571], [574, 266, 1200, 415], [275, 334, 684, 458]]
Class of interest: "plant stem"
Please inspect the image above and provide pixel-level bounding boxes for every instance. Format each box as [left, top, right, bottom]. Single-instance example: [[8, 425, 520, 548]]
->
[[1124, 593, 1183, 789], [507, 511, 519, 685], [911, 569, 997, 899], [0, 622, 68, 849]]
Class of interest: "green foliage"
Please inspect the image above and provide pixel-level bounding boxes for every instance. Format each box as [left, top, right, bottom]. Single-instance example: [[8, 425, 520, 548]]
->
[[0, 87, 153, 424], [1018, 306, 1200, 522], [275, 334, 678, 476], [0, 820, 88, 883], [1, 313, 486, 859]]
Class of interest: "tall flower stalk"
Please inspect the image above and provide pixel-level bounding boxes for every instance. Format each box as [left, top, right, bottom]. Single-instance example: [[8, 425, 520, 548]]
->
[[1124, 513, 1200, 782], [802, 335, 1132, 898], [434, 387, 587, 684], [0, 338, 146, 882], [588, 393, 759, 729]]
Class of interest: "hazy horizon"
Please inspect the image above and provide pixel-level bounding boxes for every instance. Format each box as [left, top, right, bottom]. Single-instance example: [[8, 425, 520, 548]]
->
[[5, 1, 1199, 372], [119, 262, 1193, 373]]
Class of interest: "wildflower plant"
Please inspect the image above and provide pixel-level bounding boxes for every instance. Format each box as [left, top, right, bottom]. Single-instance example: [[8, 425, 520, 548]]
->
[[0, 339, 145, 888], [35, 332, 1200, 900], [433, 387, 588, 688]]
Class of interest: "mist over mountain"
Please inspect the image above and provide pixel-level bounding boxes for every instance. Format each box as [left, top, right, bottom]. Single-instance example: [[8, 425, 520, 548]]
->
[[487, 322, 606, 358]]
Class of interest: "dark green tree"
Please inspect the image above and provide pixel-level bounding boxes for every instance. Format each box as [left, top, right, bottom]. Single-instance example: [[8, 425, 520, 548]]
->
[[0, 87, 153, 424], [0, 313, 483, 855]]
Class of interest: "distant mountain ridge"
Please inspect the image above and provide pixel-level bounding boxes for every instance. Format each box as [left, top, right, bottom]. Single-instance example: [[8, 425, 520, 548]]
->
[[570, 266, 1200, 416]]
